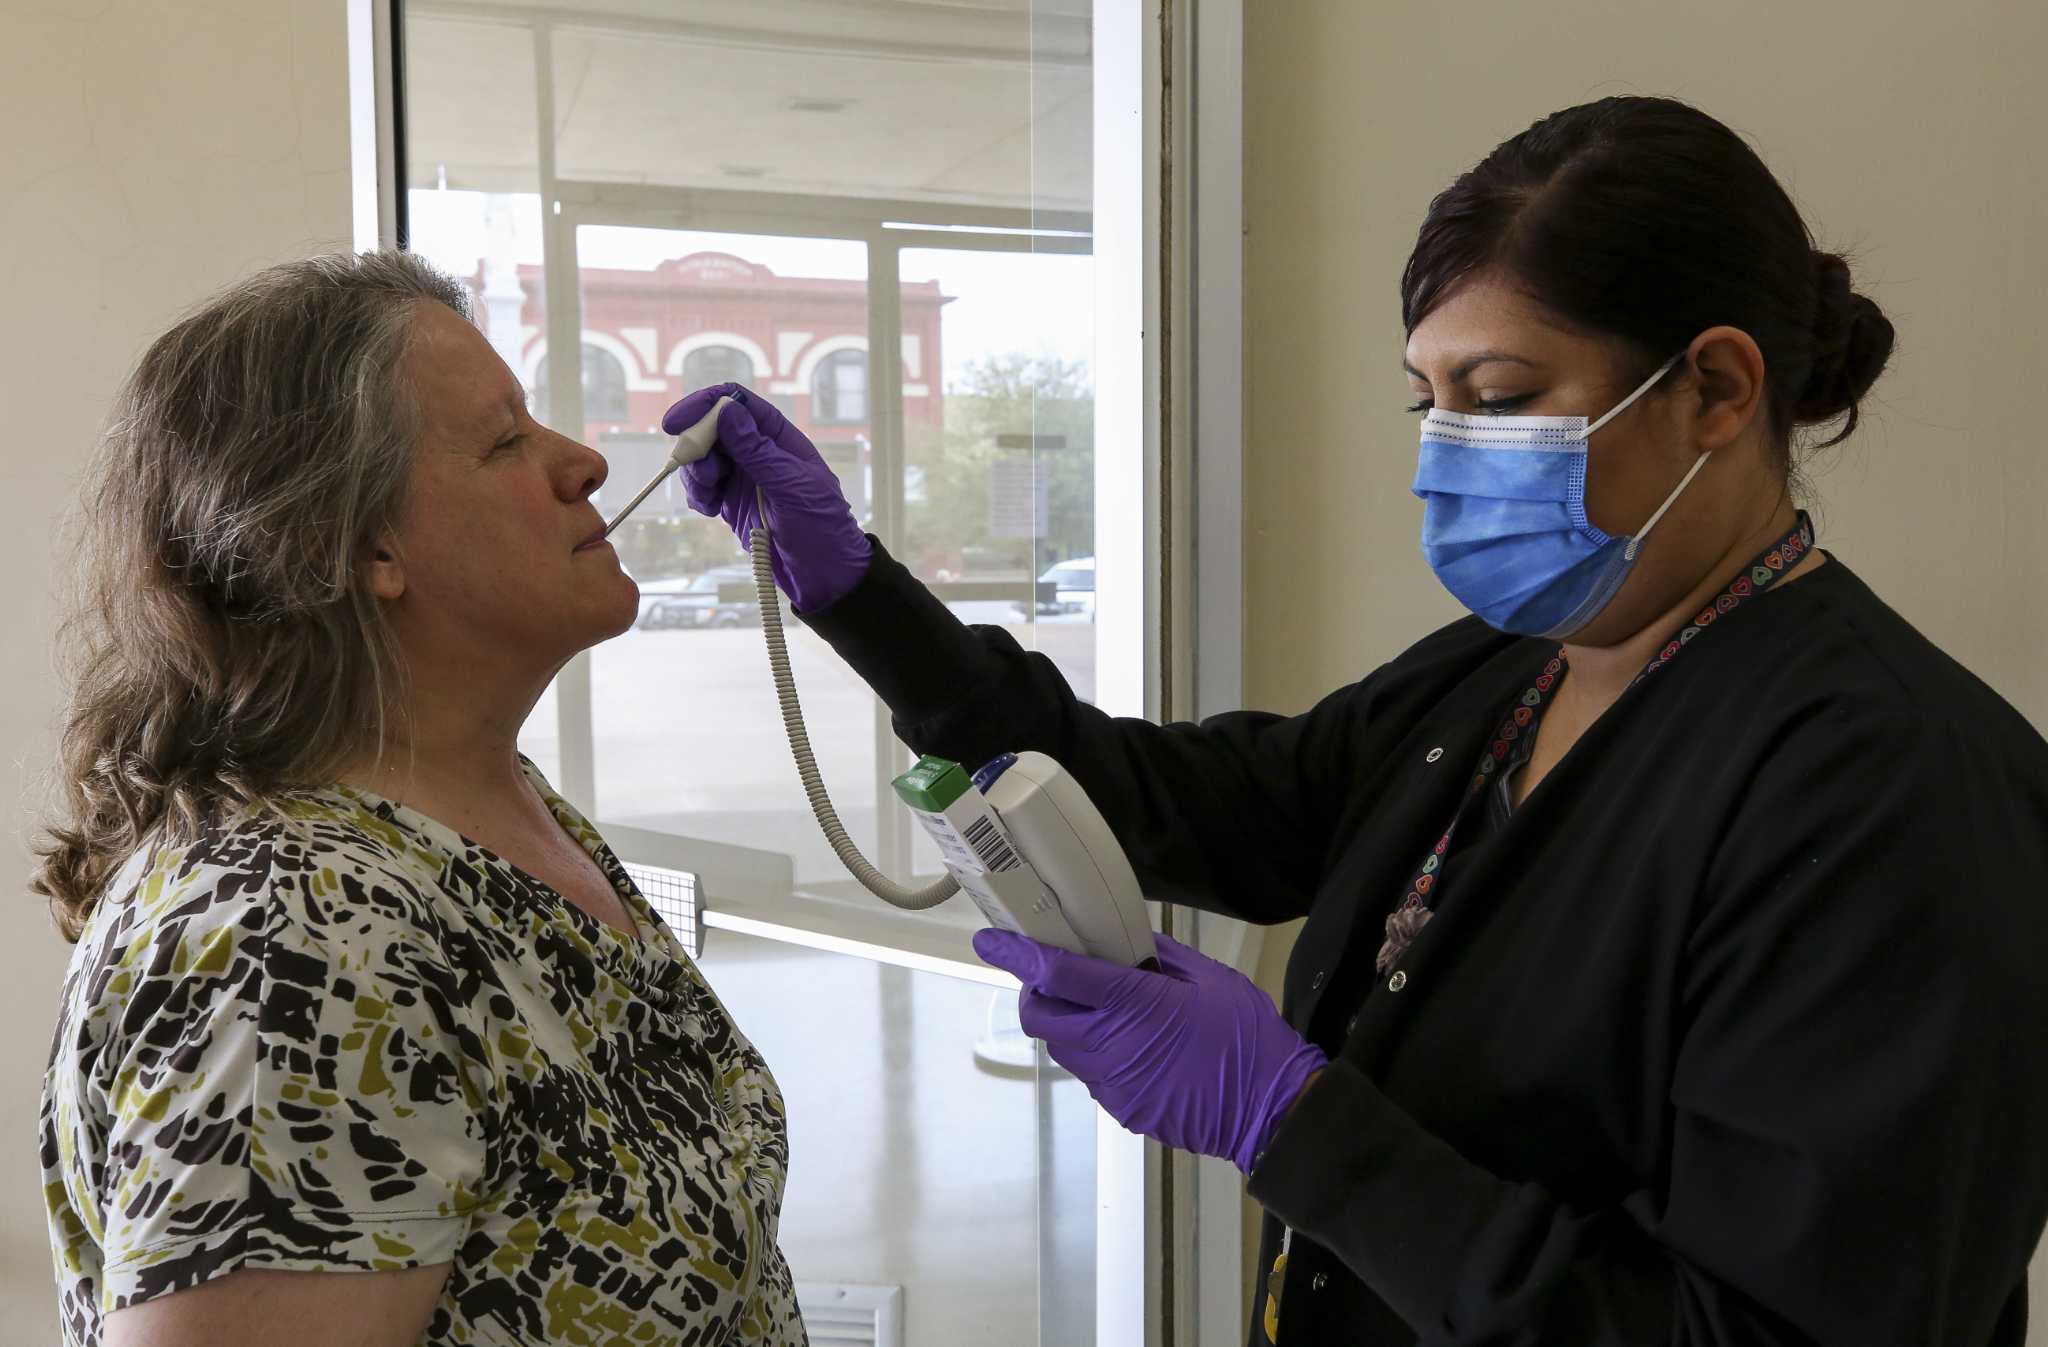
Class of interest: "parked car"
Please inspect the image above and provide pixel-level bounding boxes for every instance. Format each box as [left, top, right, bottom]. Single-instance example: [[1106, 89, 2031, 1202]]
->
[[630, 575, 694, 626], [637, 564, 768, 630], [1015, 556, 1095, 618]]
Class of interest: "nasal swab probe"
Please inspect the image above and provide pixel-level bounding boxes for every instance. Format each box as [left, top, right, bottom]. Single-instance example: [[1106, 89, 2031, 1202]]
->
[[602, 395, 734, 539]]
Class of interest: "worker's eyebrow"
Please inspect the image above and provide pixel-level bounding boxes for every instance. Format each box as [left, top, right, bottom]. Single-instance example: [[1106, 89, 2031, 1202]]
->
[[1402, 352, 1541, 383]]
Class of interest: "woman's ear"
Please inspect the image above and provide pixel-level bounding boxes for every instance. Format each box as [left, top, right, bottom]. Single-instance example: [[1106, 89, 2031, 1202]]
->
[[1686, 326, 1768, 454], [361, 532, 406, 601]]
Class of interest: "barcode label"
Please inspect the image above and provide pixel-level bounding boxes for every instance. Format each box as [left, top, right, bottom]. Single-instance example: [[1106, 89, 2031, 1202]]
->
[[961, 814, 1021, 873]]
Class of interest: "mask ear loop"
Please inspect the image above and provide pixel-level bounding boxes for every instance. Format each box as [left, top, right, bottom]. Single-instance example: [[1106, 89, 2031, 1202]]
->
[[1624, 450, 1713, 560], [1586, 352, 1686, 437], [1579, 352, 1700, 562]]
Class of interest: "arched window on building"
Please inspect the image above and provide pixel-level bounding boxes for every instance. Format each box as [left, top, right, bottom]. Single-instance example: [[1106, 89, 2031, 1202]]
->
[[812, 348, 868, 425], [535, 343, 629, 423], [682, 344, 755, 391]]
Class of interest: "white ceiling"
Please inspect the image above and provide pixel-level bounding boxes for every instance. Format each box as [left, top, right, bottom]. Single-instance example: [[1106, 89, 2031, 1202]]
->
[[406, 0, 1092, 211]]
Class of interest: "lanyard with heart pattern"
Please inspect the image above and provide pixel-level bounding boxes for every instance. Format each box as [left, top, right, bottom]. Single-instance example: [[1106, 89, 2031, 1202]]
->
[[1373, 512, 1814, 977]]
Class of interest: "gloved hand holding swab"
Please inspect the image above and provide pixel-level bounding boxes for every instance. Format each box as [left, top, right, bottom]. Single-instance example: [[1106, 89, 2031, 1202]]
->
[[602, 395, 733, 538]]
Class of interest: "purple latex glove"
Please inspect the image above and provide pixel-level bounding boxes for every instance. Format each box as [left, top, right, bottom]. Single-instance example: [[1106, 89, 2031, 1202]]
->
[[973, 929, 1328, 1174], [662, 384, 872, 613]]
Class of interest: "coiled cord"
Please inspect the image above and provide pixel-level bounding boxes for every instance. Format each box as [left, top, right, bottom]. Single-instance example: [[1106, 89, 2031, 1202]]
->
[[750, 491, 959, 911]]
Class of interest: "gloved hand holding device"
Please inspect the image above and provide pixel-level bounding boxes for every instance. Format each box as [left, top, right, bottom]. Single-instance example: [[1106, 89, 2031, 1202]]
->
[[972, 928, 1328, 1174], [662, 385, 872, 613]]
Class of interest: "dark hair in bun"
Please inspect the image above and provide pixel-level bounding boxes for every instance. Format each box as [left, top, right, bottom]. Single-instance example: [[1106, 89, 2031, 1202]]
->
[[1402, 96, 1895, 460], [1796, 251, 1894, 442]]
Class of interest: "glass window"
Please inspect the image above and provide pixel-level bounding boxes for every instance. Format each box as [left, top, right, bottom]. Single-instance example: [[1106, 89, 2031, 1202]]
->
[[578, 225, 876, 887], [899, 248, 1097, 718], [682, 343, 755, 391], [534, 342, 627, 423], [402, 4, 1119, 1342], [812, 348, 868, 424]]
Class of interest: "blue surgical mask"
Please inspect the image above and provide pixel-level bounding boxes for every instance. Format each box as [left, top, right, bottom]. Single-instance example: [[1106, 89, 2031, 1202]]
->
[[1411, 354, 1702, 639]]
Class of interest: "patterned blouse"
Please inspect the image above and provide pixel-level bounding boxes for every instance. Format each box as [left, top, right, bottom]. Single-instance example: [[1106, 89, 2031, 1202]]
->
[[40, 764, 807, 1347]]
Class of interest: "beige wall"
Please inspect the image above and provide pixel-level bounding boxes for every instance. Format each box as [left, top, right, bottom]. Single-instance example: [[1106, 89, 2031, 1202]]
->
[[0, 0, 352, 1330], [1238, 0, 2048, 1336]]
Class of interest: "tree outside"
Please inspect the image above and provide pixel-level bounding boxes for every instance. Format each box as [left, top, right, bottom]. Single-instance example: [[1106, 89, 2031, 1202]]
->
[[905, 351, 1095, 583]]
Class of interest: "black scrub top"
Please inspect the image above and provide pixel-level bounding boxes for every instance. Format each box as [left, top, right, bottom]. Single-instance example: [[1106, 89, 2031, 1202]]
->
[[804, 538, 2048, 1347]]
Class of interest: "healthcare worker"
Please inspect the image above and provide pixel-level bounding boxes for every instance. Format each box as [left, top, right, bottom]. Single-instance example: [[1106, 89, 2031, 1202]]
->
[[671, 96, 2048, 1345]]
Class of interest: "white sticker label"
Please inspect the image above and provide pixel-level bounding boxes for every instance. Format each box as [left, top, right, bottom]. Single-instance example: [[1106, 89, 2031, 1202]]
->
[[909, 798, 1058, 934]]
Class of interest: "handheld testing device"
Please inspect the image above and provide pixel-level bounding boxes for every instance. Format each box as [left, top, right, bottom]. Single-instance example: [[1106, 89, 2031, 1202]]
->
[[603, 395, 1157, 967]]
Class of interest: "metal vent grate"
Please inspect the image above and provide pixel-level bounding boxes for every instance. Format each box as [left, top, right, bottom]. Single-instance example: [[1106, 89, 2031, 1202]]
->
[[795, 1283, 902, 1347], [622, 862, 704, 958]]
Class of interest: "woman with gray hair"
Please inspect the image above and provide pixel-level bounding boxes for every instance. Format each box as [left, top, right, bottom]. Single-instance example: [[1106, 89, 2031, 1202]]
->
[[36, 252, 806, 1347]]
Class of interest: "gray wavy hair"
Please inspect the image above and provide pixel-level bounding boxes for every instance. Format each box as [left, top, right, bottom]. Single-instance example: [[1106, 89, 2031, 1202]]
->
[[34, 250, 471, 939]]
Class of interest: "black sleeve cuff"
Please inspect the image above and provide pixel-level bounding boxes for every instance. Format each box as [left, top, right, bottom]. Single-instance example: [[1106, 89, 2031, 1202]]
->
[[799, 536, 1010, 729], [1246, 1058, 1504, 1332]]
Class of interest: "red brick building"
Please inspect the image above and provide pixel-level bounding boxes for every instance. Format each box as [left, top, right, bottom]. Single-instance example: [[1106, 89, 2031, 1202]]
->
[[487, 252, 950, 447]]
